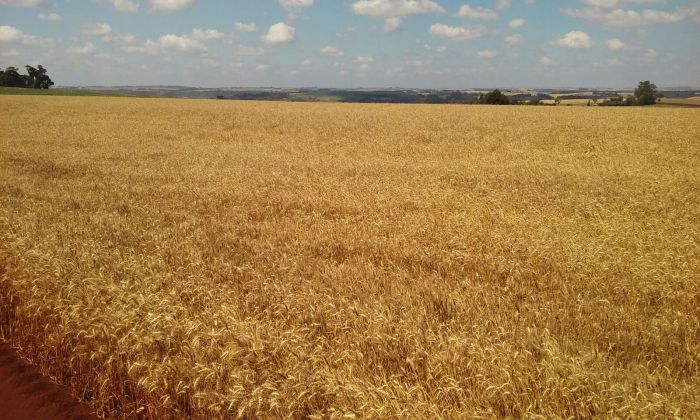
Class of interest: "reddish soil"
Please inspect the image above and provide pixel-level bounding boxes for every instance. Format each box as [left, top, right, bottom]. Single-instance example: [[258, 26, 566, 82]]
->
[[0, 343, 97, 420]]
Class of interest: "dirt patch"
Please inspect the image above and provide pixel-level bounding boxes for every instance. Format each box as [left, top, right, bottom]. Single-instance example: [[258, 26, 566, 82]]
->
[[0, 343, 97, 420]]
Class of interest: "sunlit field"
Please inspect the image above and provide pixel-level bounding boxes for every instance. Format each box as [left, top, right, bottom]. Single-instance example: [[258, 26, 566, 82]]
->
[[658, 97, 700, 107], [1, 95, 698, 418]]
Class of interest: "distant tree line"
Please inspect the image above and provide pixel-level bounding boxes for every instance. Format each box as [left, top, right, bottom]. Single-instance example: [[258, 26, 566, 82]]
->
[[0, 65, 54, 89]]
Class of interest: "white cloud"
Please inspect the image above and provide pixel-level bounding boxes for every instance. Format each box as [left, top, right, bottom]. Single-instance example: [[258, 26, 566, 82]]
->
[[553, 30, 593, 48], [149, 0, 196, 13], [234, 22, 258, 32], [83, 23, 113, 36], [456, 5, 498, 20], [496, 0, 512, 11], [94, 53, 126, 63], [256, 64, 271, 71], [102, 34, 136, 44], [478, 49, 498, 58], [234, 45, 265, 56], [605, 38, 626, 51], [563, 5, 694, 28], [509, 18, 526, 28], [0, 25, 26, 43], [277, 0, 313, 9], [67, 42, 97, 55], [320, 45, 344, 56], [122, 33, 207, 55], [583, 0, 619, 7], [540, 56, 553, 65], [351, 0, 444, 31], [261, 22, 295, 44], [351, 0, 444, 17], [38, 12, 61, 21], [0, 25, 54, 46], [355, 55, 374, 71], [383, 17, 402, 32], [106, 0, 139, 13], [428, 23, 488, 40], [301, 59, 312, 65], [122, 41, 161, 55], [158, 34, 205, 52], [190, 28, 224, 41], [504, 33, 524, 46], [0, 0, 42, 6]]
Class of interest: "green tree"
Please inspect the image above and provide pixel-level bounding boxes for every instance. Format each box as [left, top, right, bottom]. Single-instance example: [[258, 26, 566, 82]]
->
[[35, 65, 54, 89], [0, 66, 26, 87], [634, 81, 658, 106], [479, 90, 510, 105], [0, 65, 53, 89]]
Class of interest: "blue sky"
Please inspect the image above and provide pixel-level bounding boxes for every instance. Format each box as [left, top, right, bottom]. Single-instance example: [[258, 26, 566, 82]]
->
[[1, 0, 699, 88]]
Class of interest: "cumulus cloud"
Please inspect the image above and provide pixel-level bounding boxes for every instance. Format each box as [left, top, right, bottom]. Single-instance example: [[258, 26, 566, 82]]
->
[[552, 30, 593, 48], [121, 29, 221, 55], [38, 12, 61, 21], [355, 55, 374, 71], [383, 17, 402, 32], [234, 45, 265, 56], [66, 42, 97, 55], [102, 34, 136, 44], [428, 23, 488, 40], [234, 22, 258, 32], [496, 0, 512, 11], [351, 0, 443, 17], [0, 0, 42, 6], [605, 38, 626, 51], [504, 33, 524, 46], [509, 18, 526, 28], [277, 0, 313, 9], [261, 22, 295, 44], [156, 34, 205, 51], [320, 45, 344, 56], [106, 0, 139, 13], [478, 50, 498, 58], [563, 3, 696, 28], [83, 23, 113, 36], [456, 5, 498, 20], [190, 28, 224, 41], [0, 25, 54, 46], [149, 0, 196, 13], [351, 0, 444, 31]]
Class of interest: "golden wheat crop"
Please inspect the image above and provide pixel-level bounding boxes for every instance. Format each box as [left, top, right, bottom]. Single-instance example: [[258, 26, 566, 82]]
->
[[0, 95, 699, 419]]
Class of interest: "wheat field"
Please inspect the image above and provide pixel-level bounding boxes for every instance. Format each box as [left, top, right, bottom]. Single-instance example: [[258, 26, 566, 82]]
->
[[0, 95, 698, 418]]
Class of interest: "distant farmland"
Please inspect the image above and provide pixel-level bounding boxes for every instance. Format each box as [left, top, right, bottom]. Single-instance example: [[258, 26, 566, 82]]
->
[[1, 95, 698, 418]]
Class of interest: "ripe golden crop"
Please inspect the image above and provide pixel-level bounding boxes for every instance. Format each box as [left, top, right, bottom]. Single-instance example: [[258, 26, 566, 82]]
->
[[1, 95, 699, 418]]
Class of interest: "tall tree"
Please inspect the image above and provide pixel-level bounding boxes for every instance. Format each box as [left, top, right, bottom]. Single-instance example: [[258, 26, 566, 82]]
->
[[35, 65, 54, 89], [634, 81, 658, 106], [26, 65, 39, 88], [0, 66, 26, 87], [0, 65, 54, 89]]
